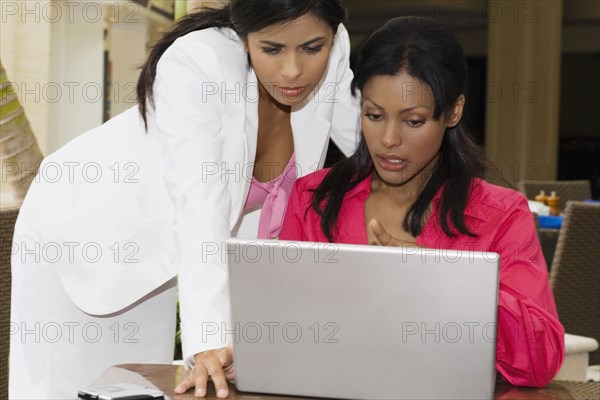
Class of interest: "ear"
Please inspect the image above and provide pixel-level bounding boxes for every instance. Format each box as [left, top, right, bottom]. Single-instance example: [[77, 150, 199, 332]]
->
[[242, 39, 249, 53], [447, 95, 465, 128]]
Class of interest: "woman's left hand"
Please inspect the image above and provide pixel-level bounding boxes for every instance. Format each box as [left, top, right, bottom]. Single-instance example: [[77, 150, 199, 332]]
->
[[367, 218, 421, 248], [175, 345, 235, 397]]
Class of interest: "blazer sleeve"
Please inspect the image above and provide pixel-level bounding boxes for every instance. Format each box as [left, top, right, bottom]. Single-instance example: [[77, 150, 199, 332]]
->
[[152, 36, 232, 360], [491, 196, 565, 387], [329, 24, 360, 157]]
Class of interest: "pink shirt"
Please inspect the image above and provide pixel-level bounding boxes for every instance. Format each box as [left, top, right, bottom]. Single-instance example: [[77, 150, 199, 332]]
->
[[280, 168, 565, 388], [243, 154, 297, 239]]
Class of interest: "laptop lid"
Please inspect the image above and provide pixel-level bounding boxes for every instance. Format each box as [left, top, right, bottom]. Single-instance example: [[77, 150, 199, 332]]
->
[[226, 239, 500, 400]]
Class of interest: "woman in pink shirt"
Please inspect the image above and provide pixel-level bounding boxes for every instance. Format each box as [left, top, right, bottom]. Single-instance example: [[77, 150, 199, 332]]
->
[[280, 16, 564, 387]]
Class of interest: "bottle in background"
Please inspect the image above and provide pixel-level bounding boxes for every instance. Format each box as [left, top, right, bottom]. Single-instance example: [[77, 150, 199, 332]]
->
[[547, 191, 560, 216], [535, 190, 548, 205]]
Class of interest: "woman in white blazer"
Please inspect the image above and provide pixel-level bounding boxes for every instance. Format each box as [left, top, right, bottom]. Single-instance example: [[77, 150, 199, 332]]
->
[[9, 1, 359, 398]]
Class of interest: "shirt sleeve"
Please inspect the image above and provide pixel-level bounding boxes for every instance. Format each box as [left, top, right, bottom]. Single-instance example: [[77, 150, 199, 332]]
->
[[153, 36, 232, 360], [491, 196, 565, 387]]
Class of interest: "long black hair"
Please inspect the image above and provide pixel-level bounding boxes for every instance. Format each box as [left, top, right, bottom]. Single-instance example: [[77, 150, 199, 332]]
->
[[137, 0, 347, 129], [312, 16, 488, 241]]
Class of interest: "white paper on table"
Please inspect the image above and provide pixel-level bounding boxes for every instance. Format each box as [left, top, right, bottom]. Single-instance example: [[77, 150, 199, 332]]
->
[[528, 200, 551, 216]]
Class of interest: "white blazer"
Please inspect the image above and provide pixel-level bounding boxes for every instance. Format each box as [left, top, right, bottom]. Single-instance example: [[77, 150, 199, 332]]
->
[[12, 24, 359, 362]]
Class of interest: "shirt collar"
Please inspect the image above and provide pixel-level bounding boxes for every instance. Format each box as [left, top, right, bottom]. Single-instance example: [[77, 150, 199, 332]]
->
[[345, 173, 372, 199], [432, 179, 487, 221], [345, 173, 486, 221]]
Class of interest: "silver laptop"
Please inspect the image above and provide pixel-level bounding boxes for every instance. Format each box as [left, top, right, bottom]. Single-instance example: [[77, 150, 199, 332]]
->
[[226, 239, 499, 400]]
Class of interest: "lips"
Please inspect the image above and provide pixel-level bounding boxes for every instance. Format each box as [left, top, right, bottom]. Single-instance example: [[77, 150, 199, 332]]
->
[[279, 85, 306, 98], [376, 154, 408, 171]]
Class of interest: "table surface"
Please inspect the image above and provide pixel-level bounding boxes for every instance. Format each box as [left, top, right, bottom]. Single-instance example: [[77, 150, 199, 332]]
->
[[90, 364, 600, 400]]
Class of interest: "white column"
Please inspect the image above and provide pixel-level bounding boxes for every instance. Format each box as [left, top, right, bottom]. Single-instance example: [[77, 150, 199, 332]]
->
[[48, 0, 104, 151]]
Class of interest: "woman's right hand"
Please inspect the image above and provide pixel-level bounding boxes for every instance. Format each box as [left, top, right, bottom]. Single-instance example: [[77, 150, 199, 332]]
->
[[368, 219, 421, 248], [174, 345, 234, 398]]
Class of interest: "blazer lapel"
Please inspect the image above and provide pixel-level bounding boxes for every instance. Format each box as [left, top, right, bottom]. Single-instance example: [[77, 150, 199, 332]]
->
[[228, 67, 258, 227], [291, 96, 331, 178], [245, 68, 259, 167]]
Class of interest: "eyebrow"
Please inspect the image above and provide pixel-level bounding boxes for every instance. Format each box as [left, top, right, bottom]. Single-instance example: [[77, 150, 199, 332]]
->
[[258, 37, 327, 47], [363, 97, 431, 113]]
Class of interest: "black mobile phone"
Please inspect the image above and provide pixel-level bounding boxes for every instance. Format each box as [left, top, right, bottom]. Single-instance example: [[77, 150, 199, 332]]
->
[[77, 383, 165, 400]]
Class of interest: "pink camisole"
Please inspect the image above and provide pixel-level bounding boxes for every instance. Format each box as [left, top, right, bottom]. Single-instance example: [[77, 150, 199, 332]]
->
[[243, 154, 297, 239]]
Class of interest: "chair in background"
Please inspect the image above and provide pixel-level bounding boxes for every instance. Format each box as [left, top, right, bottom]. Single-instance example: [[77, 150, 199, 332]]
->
[[530, 212, 561, 270], [0, 207, 19, 398], [550, 201, 600, 366], [518, 180, 592, 212], [531, 212, 540, 230]]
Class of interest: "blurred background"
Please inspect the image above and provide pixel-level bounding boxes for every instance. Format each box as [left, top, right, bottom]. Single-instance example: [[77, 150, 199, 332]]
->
[[1, 0, 599, 194]]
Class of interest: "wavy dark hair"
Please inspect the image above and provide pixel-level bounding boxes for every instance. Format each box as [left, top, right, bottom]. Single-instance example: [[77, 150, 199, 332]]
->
[[136, 0, 347, 129], [312, 16, 488, 241]]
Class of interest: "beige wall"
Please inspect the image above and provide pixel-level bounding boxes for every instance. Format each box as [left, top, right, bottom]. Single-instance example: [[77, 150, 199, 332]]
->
[[485, 0, 563, 183], [106, 16, 149, 119], [187, 0, 228, 13]]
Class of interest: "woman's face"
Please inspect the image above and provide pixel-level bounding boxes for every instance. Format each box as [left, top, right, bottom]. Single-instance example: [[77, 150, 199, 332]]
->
[[361, 72, 464, 187], [246, 13, 334, 106]]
